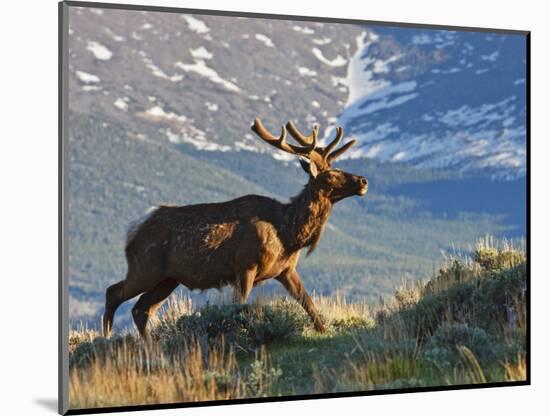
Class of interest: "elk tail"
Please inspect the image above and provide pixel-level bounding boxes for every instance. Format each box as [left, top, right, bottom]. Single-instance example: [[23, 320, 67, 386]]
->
[[125, 206, 158, 249]]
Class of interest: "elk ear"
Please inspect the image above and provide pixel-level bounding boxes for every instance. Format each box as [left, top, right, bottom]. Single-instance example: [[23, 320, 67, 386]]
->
[[299, 158, 310, 174], [299, 158, 318, 178], [309, 161, 318, 178]]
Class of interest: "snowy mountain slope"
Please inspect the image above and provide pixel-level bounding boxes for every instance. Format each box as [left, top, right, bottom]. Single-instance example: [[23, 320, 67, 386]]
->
[[333, 27, 527, 179], [68, 7, 526, 179], [68, 7, 362, 158]]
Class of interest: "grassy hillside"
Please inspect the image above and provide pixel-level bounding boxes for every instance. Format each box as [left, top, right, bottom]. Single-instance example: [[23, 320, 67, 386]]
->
[[68, 240, 527, 409]]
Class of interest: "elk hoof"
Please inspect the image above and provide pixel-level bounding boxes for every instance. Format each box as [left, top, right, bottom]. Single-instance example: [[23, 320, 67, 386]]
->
[[314, 321, 327, 333]]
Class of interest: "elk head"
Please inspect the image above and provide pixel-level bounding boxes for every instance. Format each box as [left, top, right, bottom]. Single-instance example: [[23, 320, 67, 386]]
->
[[251, 118, 368, 203]]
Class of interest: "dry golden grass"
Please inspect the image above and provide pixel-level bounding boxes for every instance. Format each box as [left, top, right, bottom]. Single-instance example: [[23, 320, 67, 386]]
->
[[69, 339, 247, 409], [69, 324, 99, 354], [67, 294, 376, 409], [313, 291, 374, 322], [504, 354, 527, 382]]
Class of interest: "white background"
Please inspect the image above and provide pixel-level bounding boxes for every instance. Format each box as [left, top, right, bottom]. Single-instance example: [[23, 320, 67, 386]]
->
[[1, 0, 547, 414]]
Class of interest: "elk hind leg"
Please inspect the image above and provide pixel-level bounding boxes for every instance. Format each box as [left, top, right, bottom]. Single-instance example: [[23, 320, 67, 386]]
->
[[132, 278, 179, 338], [103, 275, 161, 336], [103, 280, 126, 337], [233, 266, 257, 304]]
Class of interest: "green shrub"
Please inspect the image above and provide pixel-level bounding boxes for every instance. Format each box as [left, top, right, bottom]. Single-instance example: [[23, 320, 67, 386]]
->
[[422, 323, 495, 368], [331, 316, 374, 331], [176, 299, 310, 350], [203, 369, 234, 392], [69, 334, 138, 368], [474, 246, 525, 271], [246, 358, 283, 397], [69, 329, 98, 353], [70, 341, 97, 368], [397, 259, 526, 340]]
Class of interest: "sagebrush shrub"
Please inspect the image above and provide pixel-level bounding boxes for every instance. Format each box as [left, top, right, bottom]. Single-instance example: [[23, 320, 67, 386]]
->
[[474, 246, 525, 271], [331, 315, 374, 331], [397, 252, 526, 340], [70, 334, 137, 368], [422, 323, 494, 368], [176, 299, 310, 350]]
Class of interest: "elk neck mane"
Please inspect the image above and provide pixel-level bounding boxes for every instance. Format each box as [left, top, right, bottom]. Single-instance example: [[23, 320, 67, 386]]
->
[[284, 179, 333, 256]]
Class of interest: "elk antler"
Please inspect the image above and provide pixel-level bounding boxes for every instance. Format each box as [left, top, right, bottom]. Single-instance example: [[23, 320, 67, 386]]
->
[[286, 121, 356, 164], [327, 137, 356, 163], [251, 118, 317, 157], [286, 121, 319, 147]]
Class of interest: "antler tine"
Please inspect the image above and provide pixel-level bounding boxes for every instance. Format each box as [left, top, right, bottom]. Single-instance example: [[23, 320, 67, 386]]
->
[[321, 127, 344, 158], [251, 118, 315, 156], [327, 139, 357, 163], [286, 121, 319, 147]]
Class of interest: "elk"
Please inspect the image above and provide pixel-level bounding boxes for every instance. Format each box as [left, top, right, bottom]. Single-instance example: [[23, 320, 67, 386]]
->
[[103, 118, 368, 337]]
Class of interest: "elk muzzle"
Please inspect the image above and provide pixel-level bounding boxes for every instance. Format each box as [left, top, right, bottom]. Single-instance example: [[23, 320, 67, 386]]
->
[[357, 176, 368, 196]]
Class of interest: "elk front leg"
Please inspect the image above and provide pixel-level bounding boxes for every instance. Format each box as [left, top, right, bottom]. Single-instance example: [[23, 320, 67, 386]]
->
[[276, 269, 326, 332]]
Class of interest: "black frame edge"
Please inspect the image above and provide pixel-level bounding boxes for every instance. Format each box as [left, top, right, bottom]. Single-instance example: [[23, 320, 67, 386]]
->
[[64, 0, 530, 35], [66, 381, 529, 415], [59, 1, 70, 415], [525, 31, 531, 386]]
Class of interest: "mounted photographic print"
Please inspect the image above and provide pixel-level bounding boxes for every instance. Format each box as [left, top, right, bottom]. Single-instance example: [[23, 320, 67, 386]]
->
[[59, 1, 530, 414]]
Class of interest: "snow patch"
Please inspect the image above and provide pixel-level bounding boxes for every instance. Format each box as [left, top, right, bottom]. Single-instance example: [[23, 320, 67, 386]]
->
[[312, 47, 347, 67], [81, 85, 100, 92], [114, 98, 128, 111], [255, 34, 275, 47], [104, 28, 125, 42], [293, 25, 314, 35], [431, 67, 461, 74], [372, 55, 402, 74], [166, 128, 231, 152], [175, 60, 241, 92], [481, 51, 500, 62], [272, 152, 296, 162], [190, 46, 213, 60], [436, 98, 516, 128], [355, 88, 417, 115], [235, 140, 259, 152], [411, 34, 432, 45], [340, 32, 385, 106], [182, 15, 210, 34], [143, 106, 187, 123], [392, 151, 407, 161], [312, 37, 331, 45], [141, 53, 183, 82], [205, 102, 218, 111], [297, 66, 317, 77], [86, 41, 112, 60], [75, 71, 100, 83]]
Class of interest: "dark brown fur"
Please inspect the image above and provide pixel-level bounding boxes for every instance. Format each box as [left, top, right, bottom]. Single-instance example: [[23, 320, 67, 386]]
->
[[103, 120, 368, 337]]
